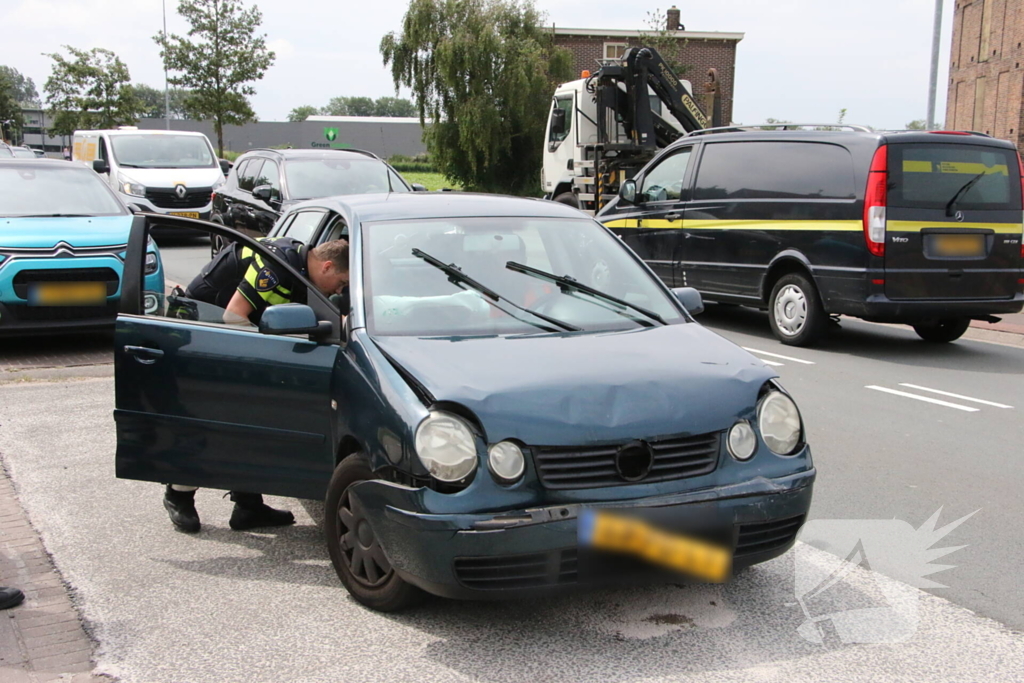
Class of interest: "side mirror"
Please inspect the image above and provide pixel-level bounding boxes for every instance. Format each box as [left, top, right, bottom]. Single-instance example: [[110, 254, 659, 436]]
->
[[411, 183, 428, 192], [92, 159, 109, 174], [252, 184, 274, 202], [672, 287, 704, 316], [219, 159, 232, 176], [259, 303, 332, 337], [551, 107, 567, 136], [619, 179, 638, 205]]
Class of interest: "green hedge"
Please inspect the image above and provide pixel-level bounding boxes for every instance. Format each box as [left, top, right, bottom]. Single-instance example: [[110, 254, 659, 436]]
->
[[390, 161, 437, 173]]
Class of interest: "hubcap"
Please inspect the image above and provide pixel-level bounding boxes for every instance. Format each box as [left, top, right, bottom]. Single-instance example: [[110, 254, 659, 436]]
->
[[774, 284, 807, 336], [337, 486, 393, 588]]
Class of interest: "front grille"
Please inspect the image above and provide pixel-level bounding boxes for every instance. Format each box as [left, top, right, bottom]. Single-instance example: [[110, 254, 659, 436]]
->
[[145, 187, 212, 209], [7, 301, 119, 322], [454, 549, 577, 590], [735, 515, 805, 558], [12, 268, 119, 298], [533, 433, 720, 490]]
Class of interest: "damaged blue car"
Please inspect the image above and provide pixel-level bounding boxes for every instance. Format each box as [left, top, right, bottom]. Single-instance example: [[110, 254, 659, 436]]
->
[[113, 193, 814, 611]]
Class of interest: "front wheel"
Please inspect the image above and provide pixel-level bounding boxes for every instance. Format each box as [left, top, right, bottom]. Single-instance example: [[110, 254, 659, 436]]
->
[[912, 318, 971, 343], [210, 233, 229, 259], [325, 455, 422, 612], [768, 273, 828, 347]]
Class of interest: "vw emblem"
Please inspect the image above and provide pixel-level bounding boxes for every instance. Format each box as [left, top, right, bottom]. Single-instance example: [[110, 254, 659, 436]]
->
[[174, 184, 187, 199], [955, 210, 964, 222], [615, 440, 654, 482]]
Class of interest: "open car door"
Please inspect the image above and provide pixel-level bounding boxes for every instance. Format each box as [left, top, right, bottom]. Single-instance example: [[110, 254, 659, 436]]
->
[[114, 215, 343, 499]]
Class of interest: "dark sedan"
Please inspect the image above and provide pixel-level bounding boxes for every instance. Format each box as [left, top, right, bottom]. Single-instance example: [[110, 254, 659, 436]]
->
[[113, 193, 814, 611]]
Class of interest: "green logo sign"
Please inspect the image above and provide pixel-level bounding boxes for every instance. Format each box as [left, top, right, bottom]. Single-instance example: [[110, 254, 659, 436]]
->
[[324, 127, 338, 142]]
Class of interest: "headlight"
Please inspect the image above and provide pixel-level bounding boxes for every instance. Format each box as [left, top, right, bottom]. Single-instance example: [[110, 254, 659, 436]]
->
[[727, 421, 757, 461], [414, 411, 478, 482], [118, 173, 146, 197], [758, 392, 803, 455], [144, 251, 158, 274], [143, 293, 159, 314], [487, 441, 525, 483], [212, 176, 225, 191]]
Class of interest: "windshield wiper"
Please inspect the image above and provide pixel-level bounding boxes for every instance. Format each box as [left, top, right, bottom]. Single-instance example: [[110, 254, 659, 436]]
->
[[945, 171, 987, 217], [506, 261, 666, 326], [411, 248, 581, 332], [116, 163, 144, 168]]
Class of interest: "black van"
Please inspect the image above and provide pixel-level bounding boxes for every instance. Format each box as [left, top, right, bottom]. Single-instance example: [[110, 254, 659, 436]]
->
[[597, 127, 1024, 345]]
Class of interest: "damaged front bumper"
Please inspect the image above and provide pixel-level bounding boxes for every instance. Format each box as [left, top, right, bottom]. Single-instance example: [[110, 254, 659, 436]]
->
[[349, 468, 815, 600]]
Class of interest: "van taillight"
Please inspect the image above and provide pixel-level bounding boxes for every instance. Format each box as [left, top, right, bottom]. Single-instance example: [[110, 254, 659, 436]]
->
[[863, 145, 887, 258], [1017, 153, 1024, 258]]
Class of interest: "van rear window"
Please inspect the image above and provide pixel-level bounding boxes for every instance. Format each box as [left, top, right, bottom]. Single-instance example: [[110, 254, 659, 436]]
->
[[888, 144, 1020, 211]]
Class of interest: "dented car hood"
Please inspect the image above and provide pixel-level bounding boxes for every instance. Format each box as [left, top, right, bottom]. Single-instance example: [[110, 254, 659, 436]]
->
[[371, 323, 776, 446]]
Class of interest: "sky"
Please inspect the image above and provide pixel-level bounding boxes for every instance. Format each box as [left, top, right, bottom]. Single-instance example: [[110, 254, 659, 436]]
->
[[2, 0, 954, 130]]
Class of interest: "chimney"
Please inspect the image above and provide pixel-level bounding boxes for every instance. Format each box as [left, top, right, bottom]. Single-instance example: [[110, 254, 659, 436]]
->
[[666, 6, 682, 31]]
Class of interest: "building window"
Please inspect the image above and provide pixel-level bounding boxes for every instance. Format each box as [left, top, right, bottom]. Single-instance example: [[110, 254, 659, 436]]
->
[[603, 42, 627, 60]]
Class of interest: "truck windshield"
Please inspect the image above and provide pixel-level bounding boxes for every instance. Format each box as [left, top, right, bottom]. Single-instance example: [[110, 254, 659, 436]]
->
[[0, 165, 125, 217], [110, 134, 217, 169], [888, 143, 1020, 211]]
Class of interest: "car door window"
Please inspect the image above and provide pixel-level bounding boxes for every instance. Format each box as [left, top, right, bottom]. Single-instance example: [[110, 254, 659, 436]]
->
[[549, 96, 573, 145], [238, 159, 264, 193], [318, 214, 349, 244], [255, 160, 281, 198], [284, 210, 326, 244], [640, 148, 693, 203]]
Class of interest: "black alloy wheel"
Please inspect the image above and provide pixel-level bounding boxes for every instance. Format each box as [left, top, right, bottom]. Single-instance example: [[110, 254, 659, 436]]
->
[[912, 318, 971, 343], [324, 455, 422, 611]]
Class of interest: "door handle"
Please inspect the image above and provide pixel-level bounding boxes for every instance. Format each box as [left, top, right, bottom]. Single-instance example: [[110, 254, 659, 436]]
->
[[666, 213, 681, 222], [124, 345, 164, 365]]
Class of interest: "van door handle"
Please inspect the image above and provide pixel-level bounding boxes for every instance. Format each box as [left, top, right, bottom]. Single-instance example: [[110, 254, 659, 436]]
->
[[124, 345, 164, 365], [666, 213, 681, 222]]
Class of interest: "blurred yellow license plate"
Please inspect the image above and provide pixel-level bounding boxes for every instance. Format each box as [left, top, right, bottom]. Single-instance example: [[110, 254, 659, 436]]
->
[[933, 234, 985, 257], [170, 211, 199, 219], [29, 282, 106, 306], [579, 510, 731, 582]]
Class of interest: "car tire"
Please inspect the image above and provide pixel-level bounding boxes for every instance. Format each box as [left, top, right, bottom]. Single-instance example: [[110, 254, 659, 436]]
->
[[324, 454, 423, 612], [912, 318, 971, 343], [553, 192, 580, 209], [768, 273, 827, 347]]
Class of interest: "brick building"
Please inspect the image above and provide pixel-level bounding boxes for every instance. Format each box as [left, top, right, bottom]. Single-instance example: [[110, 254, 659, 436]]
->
[[552, 8, 743, 125], [945, 0, 1024, 146]]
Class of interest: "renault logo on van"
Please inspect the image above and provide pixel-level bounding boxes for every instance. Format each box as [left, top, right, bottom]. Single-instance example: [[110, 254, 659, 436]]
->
[[175, 184, 187, 199], [955, 211, 965, 222]]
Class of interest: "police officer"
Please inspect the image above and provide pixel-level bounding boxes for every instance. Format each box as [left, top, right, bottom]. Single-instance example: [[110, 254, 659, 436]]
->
[[163, 237, 350, 533]]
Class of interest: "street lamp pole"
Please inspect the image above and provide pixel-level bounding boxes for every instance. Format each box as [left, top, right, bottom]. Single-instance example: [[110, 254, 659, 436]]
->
[[926, 0, 944, 130], [163, 0, 171, 130]]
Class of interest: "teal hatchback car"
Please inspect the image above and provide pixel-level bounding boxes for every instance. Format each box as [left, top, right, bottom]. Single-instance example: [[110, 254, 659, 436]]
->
[[0, 160, 164, 335], [114, 194, 814, 611]]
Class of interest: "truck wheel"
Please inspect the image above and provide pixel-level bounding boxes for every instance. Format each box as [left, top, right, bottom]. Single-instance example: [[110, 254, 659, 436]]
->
[[554, 192, 580, 209], [912, 318, 971, 343], [768, 273, 828, 347], [324, 454, 422, 612]]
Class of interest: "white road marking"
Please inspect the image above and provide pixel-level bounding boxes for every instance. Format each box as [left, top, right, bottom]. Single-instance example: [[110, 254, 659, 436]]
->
[[865, 385, 979, 412], [897, 383, 1013, 409], [743, 347, 816, 365], [760, 359, 784, 367]]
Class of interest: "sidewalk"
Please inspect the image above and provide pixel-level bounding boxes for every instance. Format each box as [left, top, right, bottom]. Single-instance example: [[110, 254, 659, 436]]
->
[[0, 461, 106, 682]]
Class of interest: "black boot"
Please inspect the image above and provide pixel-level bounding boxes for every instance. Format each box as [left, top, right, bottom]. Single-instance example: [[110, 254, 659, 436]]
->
[[0, 586, 25, 610], [163, 486, 200, 533], [228, 492, 295, 531]]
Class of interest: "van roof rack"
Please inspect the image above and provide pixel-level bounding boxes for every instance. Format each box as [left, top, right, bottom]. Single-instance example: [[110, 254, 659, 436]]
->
[[685, 123, 874, 137]]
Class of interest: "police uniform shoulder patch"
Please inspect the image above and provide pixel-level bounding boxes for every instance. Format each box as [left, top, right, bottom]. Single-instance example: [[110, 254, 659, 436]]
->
[[255, 266, 279, 292]]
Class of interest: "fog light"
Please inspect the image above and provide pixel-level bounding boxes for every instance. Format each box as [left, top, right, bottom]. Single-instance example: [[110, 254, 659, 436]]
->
[[728, 421, 757, 461], [143, 293, 159, 314], [488, 441, 525, 483]]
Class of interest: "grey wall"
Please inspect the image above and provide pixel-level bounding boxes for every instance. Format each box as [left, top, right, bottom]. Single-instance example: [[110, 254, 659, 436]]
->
[[134, 118, 427, 158]]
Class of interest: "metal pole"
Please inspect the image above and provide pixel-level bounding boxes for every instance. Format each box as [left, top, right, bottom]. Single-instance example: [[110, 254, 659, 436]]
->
[[926, 0, 944, 130], [163, 0, 171, 130]]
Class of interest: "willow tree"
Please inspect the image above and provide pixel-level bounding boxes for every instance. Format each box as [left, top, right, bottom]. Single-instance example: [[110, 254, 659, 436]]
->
[[381, 0, 572, 195]]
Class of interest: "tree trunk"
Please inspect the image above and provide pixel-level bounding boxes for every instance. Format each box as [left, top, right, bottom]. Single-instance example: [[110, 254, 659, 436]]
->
[[215, 117, 224, 157]]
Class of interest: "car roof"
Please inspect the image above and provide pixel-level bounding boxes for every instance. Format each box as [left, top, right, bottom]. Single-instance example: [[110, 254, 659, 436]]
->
[[0, 159, 84, 168], [238, 148, 381, 161], [73, 129, 209, 138], [677, 128, 1017, 150], [291, 192, 590, 223]]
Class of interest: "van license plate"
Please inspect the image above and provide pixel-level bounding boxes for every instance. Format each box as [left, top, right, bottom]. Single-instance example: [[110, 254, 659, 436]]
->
[[29, 282, 106, 306], [931, 234, 985, 257], [169, 211, 200, 219], [578, 509, 731, 582]]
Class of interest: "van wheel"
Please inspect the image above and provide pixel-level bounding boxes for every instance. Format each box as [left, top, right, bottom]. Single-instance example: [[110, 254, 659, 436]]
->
[[912, 318, 971, 343], [324, 454, 422, 612], [768, 273, 827, 346], [554, 192, 580, 209]]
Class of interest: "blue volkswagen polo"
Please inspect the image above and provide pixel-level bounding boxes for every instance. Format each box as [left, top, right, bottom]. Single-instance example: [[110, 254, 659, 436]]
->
[[113, 194, 814, 611], [0, 160, 164, 335]]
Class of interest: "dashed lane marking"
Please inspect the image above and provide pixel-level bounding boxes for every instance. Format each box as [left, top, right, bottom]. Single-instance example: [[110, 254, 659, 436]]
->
[[865, 385, 979, 412], [897, 383, 1013, 409], [742, 347, 816, 365], [760, 359, 784, 367]]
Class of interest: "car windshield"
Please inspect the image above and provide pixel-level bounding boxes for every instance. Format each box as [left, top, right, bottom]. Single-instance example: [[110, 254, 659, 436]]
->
[[0, 147, 12, 158], [363, 216, 685, 337], [110, 134, 217, 169], [12, 148, 36, 158], [0, 165, 126, 217], [285, 158, 409, 200]]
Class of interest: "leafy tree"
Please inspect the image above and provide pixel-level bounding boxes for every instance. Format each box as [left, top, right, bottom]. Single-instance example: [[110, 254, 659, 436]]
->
[[374, 96, 416, 117], [0, 66, 39, 105], [638, 8, 689, 76], [906, 119, 926, 130], [381, 0, 572, 195], [0, 69, 25, 143], [155, 0, 276, 155], [133, 84, 191, 119], [44, 46, 143, 136], [288, 105, 319, 122], [321, 96, 350, 116]]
